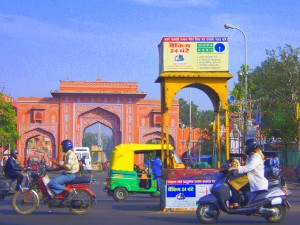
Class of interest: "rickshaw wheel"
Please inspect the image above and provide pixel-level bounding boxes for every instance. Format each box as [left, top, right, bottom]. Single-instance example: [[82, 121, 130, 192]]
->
[[113, 188, 128, 202]]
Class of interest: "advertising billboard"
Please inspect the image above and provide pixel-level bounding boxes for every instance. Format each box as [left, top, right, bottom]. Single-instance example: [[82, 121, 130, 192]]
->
[[159, 37, 228, 73], [163, 179, 214, 210]]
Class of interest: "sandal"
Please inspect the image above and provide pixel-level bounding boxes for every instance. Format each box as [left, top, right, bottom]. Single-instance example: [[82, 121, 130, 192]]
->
[[229, 203, 239, 209]]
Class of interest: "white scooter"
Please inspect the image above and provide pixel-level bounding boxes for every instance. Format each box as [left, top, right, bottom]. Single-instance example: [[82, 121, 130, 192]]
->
[[196, 163, 292, 224]]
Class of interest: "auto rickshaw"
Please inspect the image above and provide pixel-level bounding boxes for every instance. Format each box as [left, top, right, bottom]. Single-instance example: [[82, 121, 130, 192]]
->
[[104, 143, 185, 202]]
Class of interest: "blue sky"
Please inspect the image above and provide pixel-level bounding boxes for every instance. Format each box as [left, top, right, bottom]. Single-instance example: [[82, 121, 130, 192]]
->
[[0, 0, 299, 110]]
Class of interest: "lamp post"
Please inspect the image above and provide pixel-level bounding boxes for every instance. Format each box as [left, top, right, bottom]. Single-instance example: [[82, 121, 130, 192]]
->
[[8, 137, 11, 151], [198, 134, 203, 163], [180, 123, 186, 154], [224, 23, 248, 142], [0, 134, 3, 161]]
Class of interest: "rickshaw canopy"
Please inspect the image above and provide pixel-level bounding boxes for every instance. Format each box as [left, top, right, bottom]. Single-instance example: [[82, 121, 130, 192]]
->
[[110, 143, 173, 171]]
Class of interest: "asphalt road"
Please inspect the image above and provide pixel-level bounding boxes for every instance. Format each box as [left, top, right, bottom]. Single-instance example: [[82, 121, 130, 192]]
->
[[0, 171, 300, 225]]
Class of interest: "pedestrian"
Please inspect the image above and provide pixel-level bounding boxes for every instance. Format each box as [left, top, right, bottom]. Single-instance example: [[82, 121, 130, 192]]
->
[[151, 151, 162, 190], [40, 155, 46, 166], [25, 157, 32, 166], [79, 155, 86, 176], [0, 158, 3, 174], [145, 156, 152, 172]]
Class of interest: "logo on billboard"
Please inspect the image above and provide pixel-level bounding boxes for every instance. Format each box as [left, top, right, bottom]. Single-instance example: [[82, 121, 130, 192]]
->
[[175, 54, 185, 62]]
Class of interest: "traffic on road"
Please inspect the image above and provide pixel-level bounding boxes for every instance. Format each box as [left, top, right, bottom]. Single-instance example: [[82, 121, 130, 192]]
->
[[0, 170, 300, 225]]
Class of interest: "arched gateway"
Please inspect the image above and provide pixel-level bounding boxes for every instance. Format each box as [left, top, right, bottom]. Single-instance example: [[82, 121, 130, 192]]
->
[[16, 79, 180, 165]]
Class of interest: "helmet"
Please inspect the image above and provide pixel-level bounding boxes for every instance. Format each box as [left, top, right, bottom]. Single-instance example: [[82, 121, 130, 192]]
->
[[61, 139, 73, 152], [245, 138, 258, 155], [10, 149, 19, 158]]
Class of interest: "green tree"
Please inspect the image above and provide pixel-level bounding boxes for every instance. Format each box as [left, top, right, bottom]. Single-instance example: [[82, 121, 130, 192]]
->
[[179, 97, 216, 156], [179, 98, 215, 129], [102, 134, 114, 159], [82, 132, 96, 153], [230, 45, 300, 144], [0, 93, 20, 149]]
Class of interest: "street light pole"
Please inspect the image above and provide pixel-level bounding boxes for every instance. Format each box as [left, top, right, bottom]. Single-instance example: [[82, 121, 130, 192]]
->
[[180, 123, 186, 154], [8, 137, 11, 151], [224, 23, 248, 142]]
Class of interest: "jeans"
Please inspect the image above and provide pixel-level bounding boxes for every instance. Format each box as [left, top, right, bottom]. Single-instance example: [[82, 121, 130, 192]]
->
[[6, 171, 24, 191], [48, 172, 76, 195], [154, 176, 161, 191]]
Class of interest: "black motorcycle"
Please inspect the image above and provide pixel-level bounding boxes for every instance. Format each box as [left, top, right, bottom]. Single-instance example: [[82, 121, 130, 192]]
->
[[0, 168, 31, 200], [196, 163, 292, 224]]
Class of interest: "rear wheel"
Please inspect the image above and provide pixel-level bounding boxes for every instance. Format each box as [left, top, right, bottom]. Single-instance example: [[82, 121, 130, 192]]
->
[[12, 190, 38, 215], [113, 187, 128, 202], [196, 203, 220, 224], [264, 204, 286, 223], [69, 190, 93, 215]]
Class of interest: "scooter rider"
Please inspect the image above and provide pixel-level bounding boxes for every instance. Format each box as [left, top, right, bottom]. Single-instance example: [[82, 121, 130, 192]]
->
[[4, 149, 25, 191], [228, 138, 268, 208], [48, 140, 79, 195]]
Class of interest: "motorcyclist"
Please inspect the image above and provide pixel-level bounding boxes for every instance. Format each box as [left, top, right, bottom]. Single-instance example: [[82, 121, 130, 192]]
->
[[228, 138, 268, 208], [270, 153, 280, 177], [78, 155, 86, 176], [4, 149, 25, 191], [48, 140, 79, 195]]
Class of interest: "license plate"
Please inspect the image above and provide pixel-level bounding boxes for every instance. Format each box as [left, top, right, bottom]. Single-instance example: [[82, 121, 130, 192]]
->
[[282, 186, 292, 196]]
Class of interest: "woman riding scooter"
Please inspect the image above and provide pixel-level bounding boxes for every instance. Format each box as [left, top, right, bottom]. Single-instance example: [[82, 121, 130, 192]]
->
[[228, 138, 268, 209]]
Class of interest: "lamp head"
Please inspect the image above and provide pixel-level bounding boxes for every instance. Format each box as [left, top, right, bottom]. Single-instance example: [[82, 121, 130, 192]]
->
[[224, 23, 235, 29]]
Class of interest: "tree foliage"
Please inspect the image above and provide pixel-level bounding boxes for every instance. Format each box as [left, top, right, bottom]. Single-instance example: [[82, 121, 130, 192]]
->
[[0, 93, 20, 149], [82, 132, 96, 152], [230, 45, 300, 144], [179, 97, 216, 155], [179, 98, 215, 129], [82, 131, 114, 159]]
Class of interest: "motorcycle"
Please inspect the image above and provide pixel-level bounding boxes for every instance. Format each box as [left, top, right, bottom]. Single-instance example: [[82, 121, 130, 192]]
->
[[196, 163, 292, 224], [11, 168, 96, 215], [264, 164, 281, 179], [0, 168, 32, 200]]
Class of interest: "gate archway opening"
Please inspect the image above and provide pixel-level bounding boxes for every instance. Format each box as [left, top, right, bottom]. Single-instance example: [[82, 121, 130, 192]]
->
[[22, 128, 56, 167], [83, 122, 114, 169], [156, 71, 232, 168]]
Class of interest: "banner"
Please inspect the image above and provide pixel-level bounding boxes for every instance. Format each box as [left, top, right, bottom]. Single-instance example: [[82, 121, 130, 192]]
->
[[164, 179, 214, 210]]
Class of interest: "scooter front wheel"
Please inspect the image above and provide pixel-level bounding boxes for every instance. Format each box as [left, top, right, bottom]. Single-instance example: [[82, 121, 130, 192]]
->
[[264, 204, 286, 223], [196, 203, 220, 224], [12, 190, 39, 215]]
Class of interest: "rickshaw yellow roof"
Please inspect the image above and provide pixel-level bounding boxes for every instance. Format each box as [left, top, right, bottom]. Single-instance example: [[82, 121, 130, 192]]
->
[[110, 143, 173, 171]]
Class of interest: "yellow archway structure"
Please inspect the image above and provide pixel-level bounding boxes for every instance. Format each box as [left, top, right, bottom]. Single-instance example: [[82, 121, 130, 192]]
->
[[156, 71, 232, 168]]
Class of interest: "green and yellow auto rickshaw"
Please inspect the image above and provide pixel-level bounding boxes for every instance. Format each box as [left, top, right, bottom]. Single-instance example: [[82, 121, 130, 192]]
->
[[105, 143, 185, 202]]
